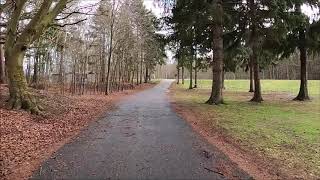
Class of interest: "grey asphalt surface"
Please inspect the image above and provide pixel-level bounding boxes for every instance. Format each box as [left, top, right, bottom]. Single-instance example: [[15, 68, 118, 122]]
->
[[32, 80, 251, 180]]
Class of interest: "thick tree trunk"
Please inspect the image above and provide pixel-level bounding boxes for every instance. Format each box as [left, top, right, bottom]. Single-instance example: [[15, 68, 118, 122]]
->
[[0, 44, 4, 84], [250, 54, 263, 102], [294, 36, 309, 101], [249, 58, 254, 92], [5, 50, 40, 114], [207, 1, 224, 105]]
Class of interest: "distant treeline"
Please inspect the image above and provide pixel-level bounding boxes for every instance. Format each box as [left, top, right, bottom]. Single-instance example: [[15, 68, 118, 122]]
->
[[156, 55, 320, 80]]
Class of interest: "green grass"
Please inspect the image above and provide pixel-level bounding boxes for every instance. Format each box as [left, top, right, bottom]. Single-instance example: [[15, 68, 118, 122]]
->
[[172, 80, 320, 178], [182, 79, 320, 96]]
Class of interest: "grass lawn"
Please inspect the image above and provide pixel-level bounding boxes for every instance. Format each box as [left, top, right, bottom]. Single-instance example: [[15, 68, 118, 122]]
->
[[171, 79, 320, 178]]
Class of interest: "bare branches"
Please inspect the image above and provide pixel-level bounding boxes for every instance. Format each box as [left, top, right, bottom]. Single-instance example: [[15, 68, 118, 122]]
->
[[53, 18, 87, 27]]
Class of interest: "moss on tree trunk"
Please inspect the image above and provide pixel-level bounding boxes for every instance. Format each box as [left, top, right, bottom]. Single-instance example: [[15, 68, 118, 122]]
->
[[6, 51, 40, 114]]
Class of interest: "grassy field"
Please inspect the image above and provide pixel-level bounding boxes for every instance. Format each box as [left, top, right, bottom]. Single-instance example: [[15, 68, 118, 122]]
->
[[171, 80, 320, 178], [184, 79, 320, 95]]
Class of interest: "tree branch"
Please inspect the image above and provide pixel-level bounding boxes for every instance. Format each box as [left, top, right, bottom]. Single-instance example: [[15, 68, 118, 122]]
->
[[52, 18, 87, 27]]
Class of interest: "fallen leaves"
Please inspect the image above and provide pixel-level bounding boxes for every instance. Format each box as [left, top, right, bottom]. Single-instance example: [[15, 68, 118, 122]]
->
[[0, 83, 155, 180]]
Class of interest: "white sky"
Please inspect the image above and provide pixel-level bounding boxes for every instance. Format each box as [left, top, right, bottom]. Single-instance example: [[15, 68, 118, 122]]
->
[[143, 0, 163, 18]]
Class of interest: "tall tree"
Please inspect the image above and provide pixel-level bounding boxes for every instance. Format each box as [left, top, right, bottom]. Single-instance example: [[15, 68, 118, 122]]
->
[[4, 0, 69, 114], [278, 1, 320, 101], [206, 0, 224, 104]]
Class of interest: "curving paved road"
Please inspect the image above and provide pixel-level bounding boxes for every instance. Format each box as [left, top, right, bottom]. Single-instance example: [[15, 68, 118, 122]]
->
[[32, 80, 250, 180]]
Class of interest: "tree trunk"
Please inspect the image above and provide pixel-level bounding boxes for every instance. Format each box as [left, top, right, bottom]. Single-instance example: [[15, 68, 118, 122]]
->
[[177, 65, 180, 84], [140, 51, 143, 84], [32, 51, 39, 85], [182, 66, 185, 84], [249, 58, 254, 92], [251, 54, 263, 102], [100, 33, 106, 84], [145, 65, 149, 83], [249, 0, 263, 102], [105, 16, 115, 95], [194, 60, 198, 88], [5, 50, 40, 114], [206, 1, 224, 105], [294, 30, 309, 101], [59, 46, 65, 95], [189, 61, 193, 89], [26, 57, 31, 84], [0, 44, 5, 84], [136, 62, 139, 85]]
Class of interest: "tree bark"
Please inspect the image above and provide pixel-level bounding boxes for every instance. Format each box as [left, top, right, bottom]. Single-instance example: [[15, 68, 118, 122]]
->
[[32, 50, 39, 85], [206, 0, 224, 105], [194, 59, 198, 88], [136, 62, 139, 85], [105, 44, 113, 95], [294, 29, 309, 101], [144, 65, 149, 83], [100, 32, 106, 84], [0, 44, 4, 84], [249, 58, 254, 92], [249, 0, 263, 102], [5, 50, 40, 114], [182, 65, 185, 84], [177, 65, 180, 84], [139, 51, 143, 84], [59, 45, 65, 95], [251, 54, 263, 102], [189, 61, 193, 89], [105, 4, 115, 95]]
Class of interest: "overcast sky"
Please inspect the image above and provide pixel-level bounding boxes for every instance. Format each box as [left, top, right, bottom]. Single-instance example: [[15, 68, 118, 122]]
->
[[143, 0, 163, 17]]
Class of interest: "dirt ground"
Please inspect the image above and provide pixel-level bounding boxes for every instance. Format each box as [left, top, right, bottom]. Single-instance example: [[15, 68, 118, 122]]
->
[[0, 83, 156, 180]]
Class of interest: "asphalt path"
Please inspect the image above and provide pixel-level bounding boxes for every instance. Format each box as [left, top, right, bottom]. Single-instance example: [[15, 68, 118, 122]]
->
[[32, 80, 250, 180]]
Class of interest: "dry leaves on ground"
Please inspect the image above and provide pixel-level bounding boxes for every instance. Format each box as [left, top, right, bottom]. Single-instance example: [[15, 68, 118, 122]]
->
[[0, 83, 155, 180]]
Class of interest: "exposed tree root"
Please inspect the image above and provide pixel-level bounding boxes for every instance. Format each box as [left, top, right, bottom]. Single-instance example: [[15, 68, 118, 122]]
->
[[206, 98, 224, 105], [7, 92, 42, 115], [293, 94, 310, 101], [250, 96, 264, 103]]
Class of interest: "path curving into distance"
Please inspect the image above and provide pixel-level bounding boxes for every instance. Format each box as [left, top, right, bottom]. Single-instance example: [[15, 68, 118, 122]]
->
[[32, 80, 251, 180]]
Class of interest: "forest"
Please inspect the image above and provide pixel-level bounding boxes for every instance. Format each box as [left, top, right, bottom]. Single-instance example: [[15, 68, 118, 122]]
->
[[0, 0, 165, 114]]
